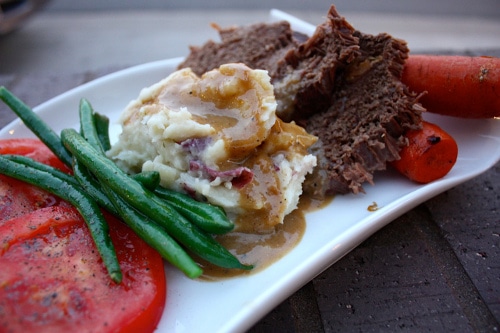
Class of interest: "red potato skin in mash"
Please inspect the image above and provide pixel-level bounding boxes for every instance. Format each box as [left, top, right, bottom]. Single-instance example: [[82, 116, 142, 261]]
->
[[0, 138, 166, 333]]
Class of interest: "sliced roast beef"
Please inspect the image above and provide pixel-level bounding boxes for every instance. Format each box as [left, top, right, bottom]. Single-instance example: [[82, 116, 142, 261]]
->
[[304, 31, 424, 196], [179, 20, 301, 82], [178, 5, 424, 195], [272, 6, 360, 121], [179, 6, 360, 122]]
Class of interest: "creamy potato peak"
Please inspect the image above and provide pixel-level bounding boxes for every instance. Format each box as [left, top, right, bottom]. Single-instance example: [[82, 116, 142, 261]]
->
[[108, 63, 317, 233]]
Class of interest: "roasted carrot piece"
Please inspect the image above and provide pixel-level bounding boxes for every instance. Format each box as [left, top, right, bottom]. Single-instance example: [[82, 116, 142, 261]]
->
[[402, 55, 500, 118], [390, 121, 458, 184]]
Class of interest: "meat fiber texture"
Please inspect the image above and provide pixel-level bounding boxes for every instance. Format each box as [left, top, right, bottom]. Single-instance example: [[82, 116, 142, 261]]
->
[[304, 31, 424, 195], [178, 5, 424, 196]]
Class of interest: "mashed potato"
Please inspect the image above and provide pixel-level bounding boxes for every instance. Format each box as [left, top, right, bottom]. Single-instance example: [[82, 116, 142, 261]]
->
[[107, 63, 317, 233]]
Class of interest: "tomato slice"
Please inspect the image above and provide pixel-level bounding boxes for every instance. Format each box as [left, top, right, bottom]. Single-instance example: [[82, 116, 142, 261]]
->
[[0, 206, 166, 333], [0, 139, 167, 332], [0, 174, 73, 223]]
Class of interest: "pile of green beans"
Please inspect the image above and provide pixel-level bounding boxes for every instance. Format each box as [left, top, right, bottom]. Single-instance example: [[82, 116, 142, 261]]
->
[[0, 86, 252, 283]]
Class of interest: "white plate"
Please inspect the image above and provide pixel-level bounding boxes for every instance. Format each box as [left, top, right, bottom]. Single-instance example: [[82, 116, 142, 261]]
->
[[2, 11, 500, 333]]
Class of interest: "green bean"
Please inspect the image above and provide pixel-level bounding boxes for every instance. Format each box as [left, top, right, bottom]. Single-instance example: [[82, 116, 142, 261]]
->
[[77, 162, 202, 278], [132, 171, 161, 191], [1, 154, 118, 219], [79, 98, 102, 151], [78, 98, 111, 153], [132, 171, 234, 234], [102, 184, 203, 278], [0, 155, 122, 283], [3, 154, 119, 229], [93, 112, 111, 152], [76, 105, 204, 277], [154, 187, 234, 235], [73, 160, 119, 216], [0, 86, 73, 167], [0, 91, 250, 278], [2, 154, 79, 187], [76, 99, 133, 215], [130, 166, 234, 234], [61, 128, 252, 271], [0, 93, 121, 282]]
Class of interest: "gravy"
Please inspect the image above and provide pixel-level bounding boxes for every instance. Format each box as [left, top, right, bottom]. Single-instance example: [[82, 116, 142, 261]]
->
[[199, 194, 333, 280]]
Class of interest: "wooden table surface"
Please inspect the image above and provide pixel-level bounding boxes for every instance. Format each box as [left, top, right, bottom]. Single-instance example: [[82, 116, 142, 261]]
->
[[1, 7, 499, 332]]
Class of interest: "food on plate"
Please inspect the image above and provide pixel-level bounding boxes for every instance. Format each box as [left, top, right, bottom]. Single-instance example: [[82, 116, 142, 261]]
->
[[0, 140, 123, 283], [179, 7, 358, 123], [62, 127, 252, 272], [178, 5, 425, 196], [0, 86, 252, 280], [0, 139, 166, 333], [302, 28, 424, 196], [402, 55, 500, 118], [107, 63, 318, 233], [0, 5, 487, 331], [389, 121, 458, 183], [0, 2, 476, 286], [181, 20, 304, 116]]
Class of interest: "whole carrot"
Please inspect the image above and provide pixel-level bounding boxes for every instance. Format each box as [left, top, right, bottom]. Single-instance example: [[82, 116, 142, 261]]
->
[[390, 121, 458, 184], [402, 55, 500, 118]]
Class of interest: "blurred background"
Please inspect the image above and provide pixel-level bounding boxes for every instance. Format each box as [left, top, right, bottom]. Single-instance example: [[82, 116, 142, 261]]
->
[[1, 0, 499, 75], [42, 0, 500, 18]]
